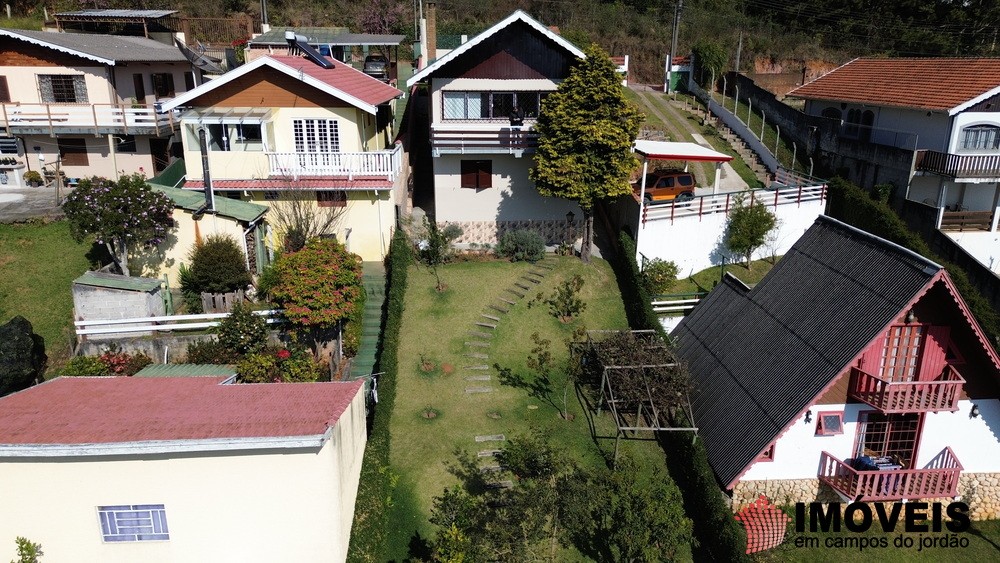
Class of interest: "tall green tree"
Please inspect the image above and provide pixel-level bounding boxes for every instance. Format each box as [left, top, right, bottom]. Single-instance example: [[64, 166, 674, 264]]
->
[[724, 192, 777, 270], [531, 44, 643, 262]]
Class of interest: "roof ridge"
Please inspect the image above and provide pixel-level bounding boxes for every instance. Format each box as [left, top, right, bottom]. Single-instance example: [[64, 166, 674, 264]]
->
[[816, 215, 941, 273]]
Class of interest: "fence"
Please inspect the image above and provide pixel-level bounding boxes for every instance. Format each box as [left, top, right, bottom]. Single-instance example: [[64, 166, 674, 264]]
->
[[75, 309, 283, 338], [651, 292, 706, 315], [641, 183, 827, 225]]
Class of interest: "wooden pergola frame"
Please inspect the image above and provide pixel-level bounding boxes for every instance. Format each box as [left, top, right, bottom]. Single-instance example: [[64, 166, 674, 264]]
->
[[585, 330, 697, 461]]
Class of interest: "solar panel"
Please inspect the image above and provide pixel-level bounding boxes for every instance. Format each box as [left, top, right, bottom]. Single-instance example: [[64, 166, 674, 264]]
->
[[284, 31, 333, 69]]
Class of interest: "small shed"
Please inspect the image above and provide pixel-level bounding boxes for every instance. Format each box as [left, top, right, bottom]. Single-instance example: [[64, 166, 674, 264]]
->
[[72, 271, 165, 340]]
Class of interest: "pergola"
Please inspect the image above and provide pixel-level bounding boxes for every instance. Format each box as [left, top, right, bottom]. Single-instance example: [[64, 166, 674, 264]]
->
[[54, 9, 178, 38], [633, 139, 733, 196]]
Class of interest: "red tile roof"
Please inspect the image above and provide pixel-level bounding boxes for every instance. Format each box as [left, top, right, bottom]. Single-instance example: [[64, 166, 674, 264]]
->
[[185, 177, 393, 190], [269, 55, 401, 107], [787, 58, 1000, 112], [0, 377, 364, 445]]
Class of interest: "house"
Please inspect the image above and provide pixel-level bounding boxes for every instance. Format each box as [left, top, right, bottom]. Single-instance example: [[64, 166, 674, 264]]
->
[[787, 58, 1000, 237], [0, 376, 367, 562], [246, 27, 405, 84], [160, 53, 404, 261], [0, 28, 196, 180], [406, 10, 585, 245], [134, 183, 270, 282], [672, 215, 1000, 520]]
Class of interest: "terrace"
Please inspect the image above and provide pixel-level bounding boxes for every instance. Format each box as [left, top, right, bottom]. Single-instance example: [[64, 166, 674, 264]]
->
[[0, 102, 178, 136], [848, 365, 965, 413], [818, 447, 963, 502]]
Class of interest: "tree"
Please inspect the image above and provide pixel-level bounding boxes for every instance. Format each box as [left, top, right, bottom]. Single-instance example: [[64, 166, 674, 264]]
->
[[725, 192, 777, 270], [692, 40, 727, 86], [267, 188, 346, 252], [531, 43, 643, 262], [0, 317, 46, 397], [269, 238, 364, 332], [62, 174, 173, 277], [10, 537, 42, 563], [416, 217, 463, 291], [181, 234, 253, 313]]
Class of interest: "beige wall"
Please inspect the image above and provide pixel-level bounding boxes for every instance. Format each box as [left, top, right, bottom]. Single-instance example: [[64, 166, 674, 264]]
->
[[0, 64, 114, 104], [134, 208, 249, 284], [110, 63, 194, 106], [22, 134, 160, 181], [0, 388, 368, 563]]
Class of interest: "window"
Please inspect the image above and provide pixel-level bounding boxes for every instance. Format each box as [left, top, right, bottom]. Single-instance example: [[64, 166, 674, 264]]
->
[[960, 125, 1000, 151], [945, 340, 965, 365], [843, 108, 862, 138], [38, 74, 87, 103], [294, 119, 340, 153], [132, 74, 146, 102], [879, 325, 925, 382], [115, 135, 137, 153], [757, 443, 775, 462], [58, 138, 88, 166], [854, 412, 920, 468], [206, 123, 229, 151], [0, 76, 9, 103], [317, 190, 347, 207], [98, 504, 169, 542], [263, 191, 279, 201], [184, 72, 195, 92], [815, 411, 844, 436], [821, 107, 841, 121], [151, 73, 175, 98], [460, 160, 492, 189], [0, 137, 18, 155], [442, 91, 547, 120]]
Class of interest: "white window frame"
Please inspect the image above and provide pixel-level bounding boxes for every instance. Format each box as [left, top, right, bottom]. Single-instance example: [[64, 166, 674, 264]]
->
[[98, 504, 169, 542], [960, 125, 1000, 151]]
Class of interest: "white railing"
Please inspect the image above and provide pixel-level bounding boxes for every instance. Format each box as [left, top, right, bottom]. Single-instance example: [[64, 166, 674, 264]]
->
[[75, 309, 283, 337], [642, 184, 827, 224], [652, 298, 701, 314], [266, 143, 402, 181], [0, 103, 177, 135]]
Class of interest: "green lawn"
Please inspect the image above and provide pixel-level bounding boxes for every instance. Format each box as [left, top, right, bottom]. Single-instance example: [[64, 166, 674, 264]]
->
[[387, 256, 680, 560], [0, 221, 92, 369]]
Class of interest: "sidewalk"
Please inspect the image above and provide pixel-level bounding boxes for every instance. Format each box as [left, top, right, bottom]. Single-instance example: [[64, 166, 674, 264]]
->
[[0, 186, 65, 223]]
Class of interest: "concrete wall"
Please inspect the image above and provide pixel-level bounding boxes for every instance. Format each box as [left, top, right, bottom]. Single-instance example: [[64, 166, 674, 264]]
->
[[72, 282, 165, 340], [110, 63, 194, 106], [0, 389, 368, 563]]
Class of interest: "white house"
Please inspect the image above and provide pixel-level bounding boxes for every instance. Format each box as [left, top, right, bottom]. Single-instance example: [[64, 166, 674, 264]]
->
[[673, 216, 1000, 520], [0, 376, 367, 562]]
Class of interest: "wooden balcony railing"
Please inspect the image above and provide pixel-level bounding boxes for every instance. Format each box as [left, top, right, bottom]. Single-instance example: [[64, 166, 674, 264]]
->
[[0, 103, 177, 136], [849, 366, 964, 413], [431, 124, 539, 155], [915, 149, 1000, 180], [266, 144, 402, 181], [940, 210, 993, 231], [818, 449, 963, 502]]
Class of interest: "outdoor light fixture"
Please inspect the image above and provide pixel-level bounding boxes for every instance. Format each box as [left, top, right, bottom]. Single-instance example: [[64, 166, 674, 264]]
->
[[905, 309, 916, 324], [566, 211, 575, 224], [805, 410, 812, 424], [971, 404, 981, 419]]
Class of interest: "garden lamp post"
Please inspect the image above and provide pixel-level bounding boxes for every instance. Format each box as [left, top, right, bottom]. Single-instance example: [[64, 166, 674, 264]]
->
[[566, 210, 575, 244]]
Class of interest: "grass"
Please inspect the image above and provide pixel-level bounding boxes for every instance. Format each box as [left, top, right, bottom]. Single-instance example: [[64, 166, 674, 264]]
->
[[386, 256, 681, 560], [0, 220, 92, 369], [717, 94, 812, 175], [668, 257, 778, 295], [754, 519, 1000, 562]]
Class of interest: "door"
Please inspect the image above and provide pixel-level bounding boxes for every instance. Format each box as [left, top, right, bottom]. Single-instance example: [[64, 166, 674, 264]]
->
[[150, 138, 170, 174]]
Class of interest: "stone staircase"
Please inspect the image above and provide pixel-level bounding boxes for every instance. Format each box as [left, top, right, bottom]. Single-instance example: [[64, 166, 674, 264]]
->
[[718, 123, 771, 184], [349, 261, 386, 379]]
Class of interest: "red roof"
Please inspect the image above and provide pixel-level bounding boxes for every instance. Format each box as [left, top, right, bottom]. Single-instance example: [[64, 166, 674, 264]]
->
[[185, 177, 393, 190], [269, 55, 401, 107], [787, 58, 1000, 112], [0, 377, 364, 445]]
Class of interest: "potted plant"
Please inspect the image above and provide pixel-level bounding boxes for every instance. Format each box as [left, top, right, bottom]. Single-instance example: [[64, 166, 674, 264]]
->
[[22, 170, 42, 187]]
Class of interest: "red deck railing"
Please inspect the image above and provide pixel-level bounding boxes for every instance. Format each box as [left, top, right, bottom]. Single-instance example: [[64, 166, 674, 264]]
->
[[915, 150, 1000, 180], [849, 366, 964, 413], [818, 449, 963, 502]]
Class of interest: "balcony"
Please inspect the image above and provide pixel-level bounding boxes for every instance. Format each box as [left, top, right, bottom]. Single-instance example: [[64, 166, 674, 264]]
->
[[818, 449, 963, 502], [849, 366, 964, 413], [430, 123, 539, 156], [266, 145, 402, 181], [915, 150, 1000, 181], [940, 210, 994, 232], [0, 103, 177, 136]]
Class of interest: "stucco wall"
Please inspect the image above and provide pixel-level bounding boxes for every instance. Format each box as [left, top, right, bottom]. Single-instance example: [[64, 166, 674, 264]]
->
[[135, 209, 249, 284], [0, 389, 368, 563], [0, 64, 113, 104], [21, 134, 159, 180]]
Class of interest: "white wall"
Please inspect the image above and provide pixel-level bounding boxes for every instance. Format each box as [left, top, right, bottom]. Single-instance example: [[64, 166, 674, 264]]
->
[[946, 231, 1000, 272], [433, 154, 580, 223], [635, 193, 824, 276], [948, 112, 1000, 154], [920, 400, 1000, 472], [804, 101, 949, 150]]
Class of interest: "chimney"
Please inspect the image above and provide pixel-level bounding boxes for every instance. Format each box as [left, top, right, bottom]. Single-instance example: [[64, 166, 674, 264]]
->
[[426, 1, 437, 63], [198, 127, 215, 214]]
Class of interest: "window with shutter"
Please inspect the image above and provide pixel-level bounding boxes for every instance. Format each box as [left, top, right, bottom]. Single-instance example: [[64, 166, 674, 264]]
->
[[132, 74, 146, 102], [58, 138, 88, 166], [38, 75, 87, 103], [460, 160, 492, 189], [316, 190, 347, 207]]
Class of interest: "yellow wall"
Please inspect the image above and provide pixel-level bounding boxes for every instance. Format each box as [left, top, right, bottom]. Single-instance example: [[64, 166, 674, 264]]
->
[[0, 388, 367, 563], [133, 208, 249, 284]]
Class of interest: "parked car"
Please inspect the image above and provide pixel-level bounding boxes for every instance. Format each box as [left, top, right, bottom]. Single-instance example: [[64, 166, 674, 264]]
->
[[363, 55, 389, 80], [633, 171, 697, 202]]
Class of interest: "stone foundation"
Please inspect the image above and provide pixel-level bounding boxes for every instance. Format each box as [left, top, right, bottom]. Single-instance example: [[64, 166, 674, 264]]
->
[[441, 220, 575, 246], [732, 473, 1000, 521]]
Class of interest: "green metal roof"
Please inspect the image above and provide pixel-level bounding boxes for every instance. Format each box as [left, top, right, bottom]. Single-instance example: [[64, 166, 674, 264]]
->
[[135, 364, 238, 377], [250, 26, 351, 45], [73, 271, 162, 292], [151, 184, 268, 223]]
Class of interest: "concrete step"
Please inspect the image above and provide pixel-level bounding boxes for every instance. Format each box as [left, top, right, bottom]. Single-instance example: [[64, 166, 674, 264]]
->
[[481, 313, 501, 322], [465, 387, 493, 394]]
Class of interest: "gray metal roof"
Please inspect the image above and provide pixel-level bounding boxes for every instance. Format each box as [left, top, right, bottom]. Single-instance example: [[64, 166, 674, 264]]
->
[[250, 27, 403, 46], [0, 29, 188, 64], [74, 271, 163, 292], [671, 215, 941, 488], [135, 364, 237, 377], [54, 10, 178, 20]]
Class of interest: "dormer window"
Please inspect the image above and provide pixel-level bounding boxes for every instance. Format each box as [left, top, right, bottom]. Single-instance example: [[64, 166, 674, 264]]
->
[[960, 125, 1000, 151]]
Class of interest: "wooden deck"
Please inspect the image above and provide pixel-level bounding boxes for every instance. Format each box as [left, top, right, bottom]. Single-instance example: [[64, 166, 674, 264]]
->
[[849, 366, 964, 413], [819, 448, 962, 502]]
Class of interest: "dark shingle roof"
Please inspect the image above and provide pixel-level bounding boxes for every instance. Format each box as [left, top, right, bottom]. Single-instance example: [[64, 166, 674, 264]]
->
[[671, 215, 941, 488]]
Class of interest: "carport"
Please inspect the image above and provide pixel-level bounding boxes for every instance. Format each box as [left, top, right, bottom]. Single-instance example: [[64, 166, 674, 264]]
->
[[633, 139, 733, 198]]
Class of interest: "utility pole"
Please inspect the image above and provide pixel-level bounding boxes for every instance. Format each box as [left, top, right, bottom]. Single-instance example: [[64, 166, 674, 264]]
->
[[665, 0, 683, 94]]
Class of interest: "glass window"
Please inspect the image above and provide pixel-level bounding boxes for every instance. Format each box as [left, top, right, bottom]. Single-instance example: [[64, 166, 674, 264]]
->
[[115, 135, 137, 153], [151, 73, 175, 98], [39, 75, 87, 103], [491, 93, 515, 120], [98, 504, 169, 542], [442, 91, 550, 120], [815, 412, 844, 436], [443, 92, 467, 119], [961, 125, 1000, 151]]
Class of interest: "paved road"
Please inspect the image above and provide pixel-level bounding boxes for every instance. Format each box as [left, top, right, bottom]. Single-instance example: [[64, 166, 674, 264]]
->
[[0, 186, 65, 223]]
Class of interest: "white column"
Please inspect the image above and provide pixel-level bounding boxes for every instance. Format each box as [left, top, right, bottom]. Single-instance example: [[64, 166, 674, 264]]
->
[[935, 179, 948, 230], [636, 158, 648, 264], [714, 162, 722, 195]]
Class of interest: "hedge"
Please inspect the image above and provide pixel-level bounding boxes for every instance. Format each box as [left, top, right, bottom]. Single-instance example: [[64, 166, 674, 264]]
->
[[826, 178, 1000, 346], [611, 229, 750, 562], [346, 230, 411, 562]]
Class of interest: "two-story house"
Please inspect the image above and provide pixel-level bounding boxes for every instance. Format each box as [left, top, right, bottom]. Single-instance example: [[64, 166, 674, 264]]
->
[[160, 52, 403, 261], [0, 28, 194, 182], [406, 10, 585, 245], [673, 215, 1000, 520]]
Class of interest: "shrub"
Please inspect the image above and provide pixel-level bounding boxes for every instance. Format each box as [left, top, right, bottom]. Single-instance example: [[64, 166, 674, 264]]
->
[[238, 346, 322, 383], [181, 234, 252, 313], [98, 347, 153, 376], [215, 302, 268, 355], [255, 261, 281, 302], [0, 316, 46, 396], [270, 238, 364, 331], [185, 338, 242, 364], [496, 228, 545, 262], [59, 355, 109, 377], [641, 258, 679, 295], [544, 274, 586, 321], [343, 288, 366, 357]]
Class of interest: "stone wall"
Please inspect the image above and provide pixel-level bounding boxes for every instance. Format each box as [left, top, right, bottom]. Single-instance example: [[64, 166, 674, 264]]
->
[[732, 473, 1000, 521], [442, 219, 576, 246]]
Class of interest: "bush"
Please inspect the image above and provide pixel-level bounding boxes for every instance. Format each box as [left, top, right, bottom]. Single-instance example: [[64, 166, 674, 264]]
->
[[181, 234, 252, 313], [185, 338, 242, 364], [99, 347, 152, 376], [544, 274, 586, 321], [255, 261, 281, 302], [641, 258, 679, 295], [238, 346, 323, 383], [496, 228, 545, 262], [0, 316, 46, 396], [343, 288, 366, 357], [270, 238, 364, 331], [215, 302, 268, 356], [60, 355, 109, 377]]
